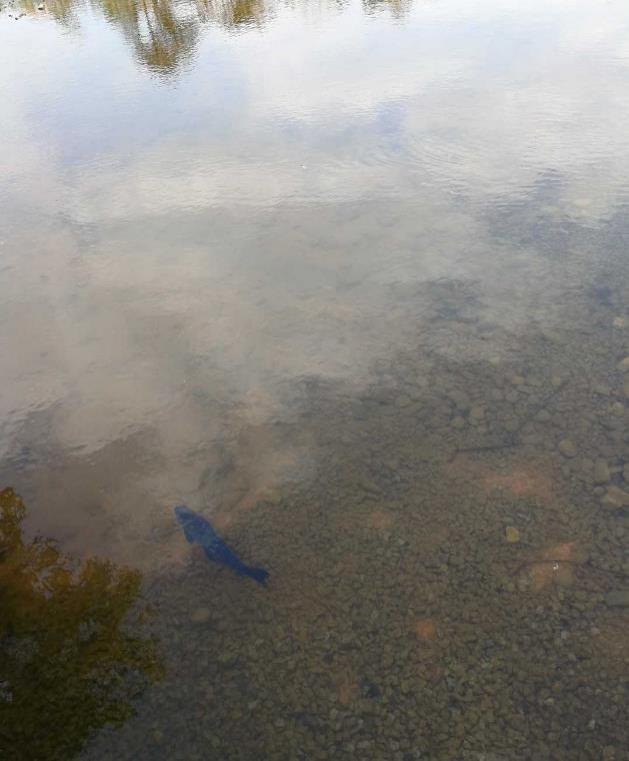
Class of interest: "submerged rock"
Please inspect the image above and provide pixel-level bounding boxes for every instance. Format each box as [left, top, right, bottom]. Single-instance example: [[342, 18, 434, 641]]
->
[[593, 459, 611, 484], [190, 607, 211, 624], [505, 526, 521, 544], [558, 439, 577, 458], [601, 486, 629, 509], [469, 405, 485, 421], [610, 401, 625, 417], [604, 590, 629, 608]]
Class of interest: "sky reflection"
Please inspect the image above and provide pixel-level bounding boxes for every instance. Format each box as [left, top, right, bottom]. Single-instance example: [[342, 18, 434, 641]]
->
[[1, 0, 629, 565]]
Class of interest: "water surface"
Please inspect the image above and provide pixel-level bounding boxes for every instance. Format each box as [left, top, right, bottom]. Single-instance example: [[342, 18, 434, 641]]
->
[[0, 0, 628, 758]]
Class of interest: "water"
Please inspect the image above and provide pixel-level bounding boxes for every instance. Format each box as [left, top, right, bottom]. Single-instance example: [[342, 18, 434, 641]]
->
[[1, 0, 628, 758]]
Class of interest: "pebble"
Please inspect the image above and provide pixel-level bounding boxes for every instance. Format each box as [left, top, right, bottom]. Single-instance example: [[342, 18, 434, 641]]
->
[[396, 394, 412, 408], [558, 439, 577, 458], [451, 416, 465, 430], [593, 459, 611, 484], [469, 405, 485, 420], [555, 565, 574, 588], [190, 607, 211, 624], [617, 356, 629, 373], [623, 464, 629, 483], [591, 383, 611, 396], [449, 390, 471, 410], [505, 526, 520, 543], [601, 486, 629, 509], [261, 489, 281, 505], [604, 589, 629, 607], [610, 402, 625, 417]]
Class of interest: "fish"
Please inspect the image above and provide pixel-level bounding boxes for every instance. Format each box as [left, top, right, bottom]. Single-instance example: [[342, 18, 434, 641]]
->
[[174, 505, 269, 585]]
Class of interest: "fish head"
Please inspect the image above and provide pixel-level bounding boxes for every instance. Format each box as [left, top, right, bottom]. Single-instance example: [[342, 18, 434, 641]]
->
[[174, 504, 206, 544], [174, 505, 197, 525]]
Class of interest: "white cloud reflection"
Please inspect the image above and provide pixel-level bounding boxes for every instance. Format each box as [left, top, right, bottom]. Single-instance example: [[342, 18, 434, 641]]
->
[[53, 0, 629, 222], [2, 0, 629, 563], [2, 0, 629, 221]]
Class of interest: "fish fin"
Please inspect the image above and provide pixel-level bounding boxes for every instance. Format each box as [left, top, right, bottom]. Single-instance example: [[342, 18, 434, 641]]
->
[[245, 566, 269, 586], [183, 524, 197, 543]]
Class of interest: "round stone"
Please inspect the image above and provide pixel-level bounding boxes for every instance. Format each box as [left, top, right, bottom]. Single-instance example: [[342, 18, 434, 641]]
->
[[558, 439, 577, 458], [617, 356, 629, 372], [190, 607, 211, 623], [593, 459, 611, 484], [505, 526, 521, 543]]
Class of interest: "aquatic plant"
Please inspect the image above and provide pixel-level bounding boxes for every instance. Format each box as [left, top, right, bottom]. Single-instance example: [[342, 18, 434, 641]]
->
[[0, 487, 162, 761]]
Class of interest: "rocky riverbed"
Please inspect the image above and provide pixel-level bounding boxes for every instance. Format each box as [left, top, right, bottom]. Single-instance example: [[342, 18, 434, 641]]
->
[[78, 274, 629, 761], [2, 0, 629, 757]]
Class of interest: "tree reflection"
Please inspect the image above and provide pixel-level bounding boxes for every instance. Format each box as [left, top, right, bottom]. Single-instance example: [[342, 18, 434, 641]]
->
[[14, 0, 412, 76], [195, 0, 267, 29], [17, 0, 272, 75], [99, 0, 201, 75], [362, 0, 411, 19], [0, 487, 162, 760]]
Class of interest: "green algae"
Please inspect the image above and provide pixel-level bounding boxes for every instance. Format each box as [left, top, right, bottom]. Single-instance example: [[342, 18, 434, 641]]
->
[[0, 488, 163, 761]]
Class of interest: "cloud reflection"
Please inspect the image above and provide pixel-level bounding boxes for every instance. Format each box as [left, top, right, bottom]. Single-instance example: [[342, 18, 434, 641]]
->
[[1, 0, 629, 566]]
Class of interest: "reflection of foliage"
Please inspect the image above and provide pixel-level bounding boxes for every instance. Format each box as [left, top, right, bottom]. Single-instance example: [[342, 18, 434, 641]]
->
[[7, 0, 80, 26], [195, 0, 267, 28], [0, 487, 162, 761], [12, 0, 409, 75], [17, 0, 272, 75], [362, 0, 411, 19], [98, 0, 200, 75]]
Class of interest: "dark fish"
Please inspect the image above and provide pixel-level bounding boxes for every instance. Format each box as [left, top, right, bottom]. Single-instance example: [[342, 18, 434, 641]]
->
[[174, 505, 269, 585]]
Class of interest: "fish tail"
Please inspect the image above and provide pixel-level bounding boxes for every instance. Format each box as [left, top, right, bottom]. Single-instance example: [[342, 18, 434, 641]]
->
[[245, 566, 269, 586]]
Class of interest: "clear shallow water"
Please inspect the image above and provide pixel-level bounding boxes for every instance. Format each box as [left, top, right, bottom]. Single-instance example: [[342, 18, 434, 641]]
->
[[1, 0, 628, 758]]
